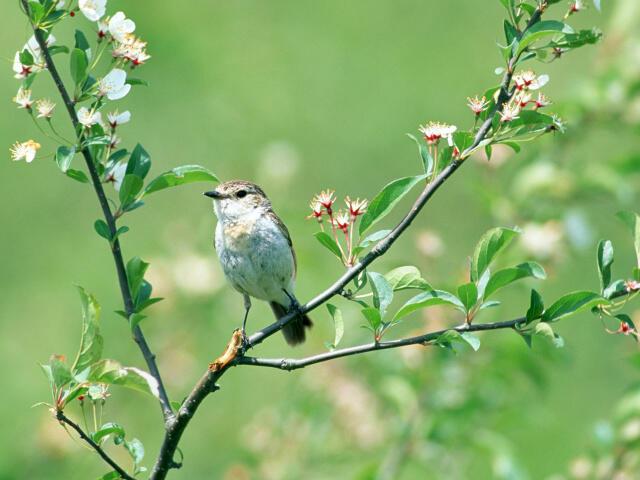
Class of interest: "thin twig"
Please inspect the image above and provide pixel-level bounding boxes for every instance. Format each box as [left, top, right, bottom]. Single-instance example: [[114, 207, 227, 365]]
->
[[21, 1, 174, 423], [57, 411, 135, 480], [238, 318, 524, 370]]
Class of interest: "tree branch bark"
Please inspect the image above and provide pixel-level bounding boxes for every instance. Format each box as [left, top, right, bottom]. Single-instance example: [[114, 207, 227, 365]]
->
[[57, 411, 135, 480], [237, 318, 525, 370], [21, 2, 174, 423]]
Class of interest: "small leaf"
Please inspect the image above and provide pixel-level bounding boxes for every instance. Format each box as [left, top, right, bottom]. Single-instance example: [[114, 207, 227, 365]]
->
[[535, 322, 564, 348], [126, 143, 151, 180], [74, 30, 90, 55], [526, 289, 544, 324], [71, 287, 103, 375], [326, 304, 344, 349], [55, 145, 75, 173], [484, 262, 546, 299], [119, 174, 144, 209], [92, 423, 125, 444], [406, 133, 433, 175], [460, 332, 481, 351], [314, 232, 343, 259], [596, 239, 614, 293], [457, 283, 478, 313], [471, 227, 521, 282], [541, 291, 608, 322], [90, 360, 160, 398], [361, 307, 382, 331], [394, 290, 465, 321], [124, 438, 145, 466], [66, 169, 90, 183], [143, 165, 219, 197], [368, 272, 394, 318], [358, 175, 427, 235], [517, 20, 574, 55], [49, 45, 70, 56], [94, 219, 111, 241], [49, 354, 72, 389], [384, 266, 431, 291], [129, 313, 146, 333], [70, 48, 88, 85], [126, 257, 149, 300], [357, 229, 391, 249], [126, 78, 149, 86]]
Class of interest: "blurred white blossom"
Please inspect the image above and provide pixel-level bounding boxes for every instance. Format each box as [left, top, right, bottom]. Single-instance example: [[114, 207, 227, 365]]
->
[[98, 69, 131, 100], [78, 0, 106, 21], [109, 11, 136, 43]]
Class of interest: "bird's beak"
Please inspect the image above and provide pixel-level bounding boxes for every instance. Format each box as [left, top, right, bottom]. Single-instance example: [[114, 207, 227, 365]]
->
[[204, 190, 222, 199]]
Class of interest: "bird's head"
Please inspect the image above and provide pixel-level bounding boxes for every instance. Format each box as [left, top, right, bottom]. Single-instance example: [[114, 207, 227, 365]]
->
[[204, 180, 271, 221]]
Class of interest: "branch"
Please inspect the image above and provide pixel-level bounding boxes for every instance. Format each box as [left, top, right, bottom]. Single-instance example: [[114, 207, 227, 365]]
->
[[57, 411, 135, 480], [238, 318, 524, 370], [21, 2, 173, 423]]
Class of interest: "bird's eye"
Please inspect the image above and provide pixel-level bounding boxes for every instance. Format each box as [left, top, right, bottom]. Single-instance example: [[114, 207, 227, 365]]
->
[[236, 190, 248, 199]]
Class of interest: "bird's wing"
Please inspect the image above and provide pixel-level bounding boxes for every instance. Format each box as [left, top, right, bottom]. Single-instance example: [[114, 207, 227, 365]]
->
[[266, 209, 297, 277]]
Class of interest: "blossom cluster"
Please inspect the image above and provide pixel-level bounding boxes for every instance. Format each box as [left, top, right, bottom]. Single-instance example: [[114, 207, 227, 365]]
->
[[9, 0, 147, 177], [500, 71, 551, 122], [307, 190, 368, 267]]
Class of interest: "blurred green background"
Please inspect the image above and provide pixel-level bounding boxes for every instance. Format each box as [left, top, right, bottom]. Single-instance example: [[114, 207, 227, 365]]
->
[[2, 1, 640, 479]]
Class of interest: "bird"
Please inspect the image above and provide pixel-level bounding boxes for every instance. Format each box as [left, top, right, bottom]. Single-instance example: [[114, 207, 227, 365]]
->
[[204, 180, 312, 346]]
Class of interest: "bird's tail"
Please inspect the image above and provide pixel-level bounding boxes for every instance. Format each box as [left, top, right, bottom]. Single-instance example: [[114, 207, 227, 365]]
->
[[269, 302, 313, 346]]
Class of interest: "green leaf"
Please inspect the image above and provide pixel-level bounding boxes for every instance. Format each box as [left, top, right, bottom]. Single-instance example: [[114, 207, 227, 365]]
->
[[129, 313, 146, 333], [90, 359, 160, 398], [28, 1, 44, 23], [74, 30, 90, 55], [517, 20, 574, 55], [20, 49, 34, 66], [471, 227, 520, 282], [119, 174, 144, 209], [55, 145, 75, 173], [66, 169, 89, 183], [48, 354, 72, 389], [124, 438, 145, 466], [526, 289, 544, 324], [535, 322, 564, 348], [457, 283, 478, 313], [596, 239, 614, 293], [99, 472, 121, 480], [434, 330, 480, 352], [94, 219, 111, 241], [326, 304, 344, 349], [484, 262, 546, 299], [49, 45, 69, 56], [616, 211, 640, 268], [70, 48, 88, 85], [368, 272, 393, 318], [81, 135, 111, 148], [125, 144, 151, 180], [126, 77, 149, 87], [142, 165, 219, 197], [71, 287, 103, 375], [384, 266, 431, 291], [406, 133, 434, 175], [92, 423, 125, 444], [358, 175, 427, 235], [541, 291, 608, 322], [126, 257, 149, 301], [361, 307, 382, 331], [314, 232, 343, 259], [394, 290, 465, 322]]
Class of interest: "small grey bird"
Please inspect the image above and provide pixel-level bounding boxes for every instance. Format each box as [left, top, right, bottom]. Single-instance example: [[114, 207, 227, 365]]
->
[[204, 180, 312, 345]]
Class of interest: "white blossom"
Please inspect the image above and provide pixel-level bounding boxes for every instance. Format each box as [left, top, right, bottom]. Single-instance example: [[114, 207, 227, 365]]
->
[[418, 121, 457, 146], [78, 0, 106, 22], [77, 107, 103, 127], [10, 140, 41, 163], [108, 162, 127, 191], [109, 11, 136, 43], [98, 69, 131, 100], [107, 110, 131, 128], [13, 87, 33, 109], [36, 99, 56, 118]]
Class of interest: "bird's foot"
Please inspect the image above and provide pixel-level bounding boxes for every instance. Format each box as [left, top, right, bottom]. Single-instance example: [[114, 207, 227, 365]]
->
[[282, 289, 303, 316]]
